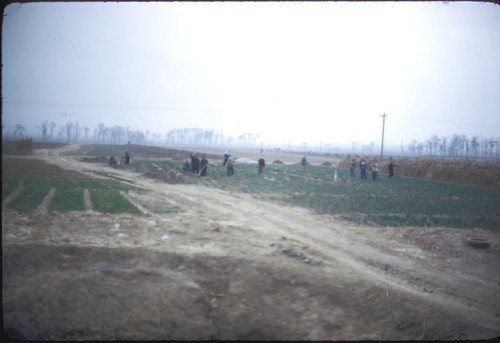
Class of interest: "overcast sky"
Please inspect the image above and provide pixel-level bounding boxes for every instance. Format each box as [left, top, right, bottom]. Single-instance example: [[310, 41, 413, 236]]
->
[[2, 1, 500, 147]]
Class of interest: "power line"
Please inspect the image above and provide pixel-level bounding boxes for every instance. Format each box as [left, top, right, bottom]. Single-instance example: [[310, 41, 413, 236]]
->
[[3, 100, 228, 112], [391, 114, 499, 129]]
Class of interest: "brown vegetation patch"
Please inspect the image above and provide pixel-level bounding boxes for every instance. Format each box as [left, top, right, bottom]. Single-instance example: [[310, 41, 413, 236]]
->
[[339, 155, 500, 188], [273, 159, 284, 164], [142, 171, 193, 184], [2, 157, 87, 178], [2, 141, 68, 155], [80, 156, 108, 163], [322, 161, 333, 167]]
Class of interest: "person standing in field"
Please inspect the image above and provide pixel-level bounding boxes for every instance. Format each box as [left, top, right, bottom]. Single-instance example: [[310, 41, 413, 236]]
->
[[199, 155, 208, 176], [226, 156, 235, 176], [349, 159, 356, 177], [371, 159, 379, 181], [223, 150, 230, 166], [301, 155, 308, 174], [388, 158, 396, 178], [182, 159, 191, 172], [191, 153, 200, 174], [125, 150, 131, 165], [258, 155, 266, 175], [359, 158, 367, 180], [109, 154, 117, 166]]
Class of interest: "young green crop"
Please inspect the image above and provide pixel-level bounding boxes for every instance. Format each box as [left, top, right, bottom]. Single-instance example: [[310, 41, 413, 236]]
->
[[48, 177, 85, 211], [88, 188, 138, 213], [7, 176, 49, 210], [2, 175, 23, 200], [50, 188, 85, 211]]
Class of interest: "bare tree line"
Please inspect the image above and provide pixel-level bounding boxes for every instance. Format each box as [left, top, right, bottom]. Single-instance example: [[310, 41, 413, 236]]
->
[[3, 122, 260, 149], [3, 121, 498, 158], [403, 134, 499, 158]]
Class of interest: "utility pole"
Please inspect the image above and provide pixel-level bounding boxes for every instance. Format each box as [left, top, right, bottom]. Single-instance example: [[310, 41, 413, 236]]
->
[[380, 113, 387, 161]]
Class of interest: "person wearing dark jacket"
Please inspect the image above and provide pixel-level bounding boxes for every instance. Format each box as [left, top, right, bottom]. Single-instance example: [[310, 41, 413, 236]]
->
[[258, 155, 266, 175], [191, 153, 200, 174], [388, 158, 396, 178], [359, 158, 367, 180], [349, 159, 356, 177], [199, 155, 208, 176], [226, 156, 235, 176], [182, 160, 191, 172], [223, 150, 230, 166]]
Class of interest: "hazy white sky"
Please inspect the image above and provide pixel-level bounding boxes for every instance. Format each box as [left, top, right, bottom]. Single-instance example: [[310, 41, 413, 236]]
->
[[2, 1, 500, 147]]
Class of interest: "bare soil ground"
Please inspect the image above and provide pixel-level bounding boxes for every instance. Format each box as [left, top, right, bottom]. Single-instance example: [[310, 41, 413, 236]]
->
[[2, 144, 500, 340]]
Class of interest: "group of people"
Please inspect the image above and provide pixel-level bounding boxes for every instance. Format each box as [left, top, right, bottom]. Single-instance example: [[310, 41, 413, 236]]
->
[[108, 149, 132, 167], [110, 146, 396, 181], [349, 158, 396, 180], [182, 150, 268, 177], [183, 153, 209, 176]]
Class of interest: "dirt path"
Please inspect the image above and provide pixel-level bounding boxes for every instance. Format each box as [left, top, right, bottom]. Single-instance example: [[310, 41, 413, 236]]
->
[[2, 145, 499, 340]]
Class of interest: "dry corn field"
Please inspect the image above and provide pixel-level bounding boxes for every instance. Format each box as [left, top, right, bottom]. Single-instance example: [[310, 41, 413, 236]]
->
[[339, 155, 500, 188]]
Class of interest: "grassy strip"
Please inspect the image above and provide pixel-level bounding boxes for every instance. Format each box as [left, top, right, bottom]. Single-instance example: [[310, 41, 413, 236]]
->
[[75, 178, 111, 190], [75, 178, 139, 212], [2, 175, 23, 200], [100, 179, 144, 192], [89, 188, 138, 213], [7, 176, 49, 210], [50, 188, 85, 211]]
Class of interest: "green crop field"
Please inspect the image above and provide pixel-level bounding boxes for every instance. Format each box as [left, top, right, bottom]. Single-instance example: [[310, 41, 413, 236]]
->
[[49, 177, 85, 211], [73, 178, 141, 213], [2, 175, 23, 201], [118, 159, 500, 232], [3, 175, 141, 213], [6, 176, 50, 210]]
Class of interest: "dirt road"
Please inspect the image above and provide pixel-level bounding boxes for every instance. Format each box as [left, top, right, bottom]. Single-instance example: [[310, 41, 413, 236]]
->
[[3, 144, 499, 340]]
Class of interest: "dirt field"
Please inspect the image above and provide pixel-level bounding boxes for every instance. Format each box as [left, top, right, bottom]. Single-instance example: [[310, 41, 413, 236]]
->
[[2, 144, 500, 340]]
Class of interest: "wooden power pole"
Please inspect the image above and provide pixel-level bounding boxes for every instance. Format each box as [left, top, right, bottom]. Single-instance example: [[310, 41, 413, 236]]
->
[[380, 113, 387, 161]]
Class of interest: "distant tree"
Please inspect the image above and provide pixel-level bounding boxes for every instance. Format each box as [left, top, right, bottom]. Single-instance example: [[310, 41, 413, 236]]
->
[[40, 121, 49, 141], [3, 125, 12, 138], [84, 126, 89, 143], [416, 142, 424, 155], [470, 136, 480, 157], [49, 122, 56, 141], [430, 134, 440, 155], [57, 126, 65, 142], [96, 123, 105, 143], [74, 122, 80, 143], [408, 140, 417, 155], [440, 136, 447, 156], [65, 122, 73, 143], [204, 130, 214, 146], [14, 123, 25, 138], [488, 138, 497, 158]]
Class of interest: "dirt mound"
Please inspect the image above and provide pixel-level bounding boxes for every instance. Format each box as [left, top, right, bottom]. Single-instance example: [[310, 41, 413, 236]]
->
[[143, 171, 193, 184], [322, 161, 333, 167], [273, 159, 284, 164], [80, 156, 108, 163]]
